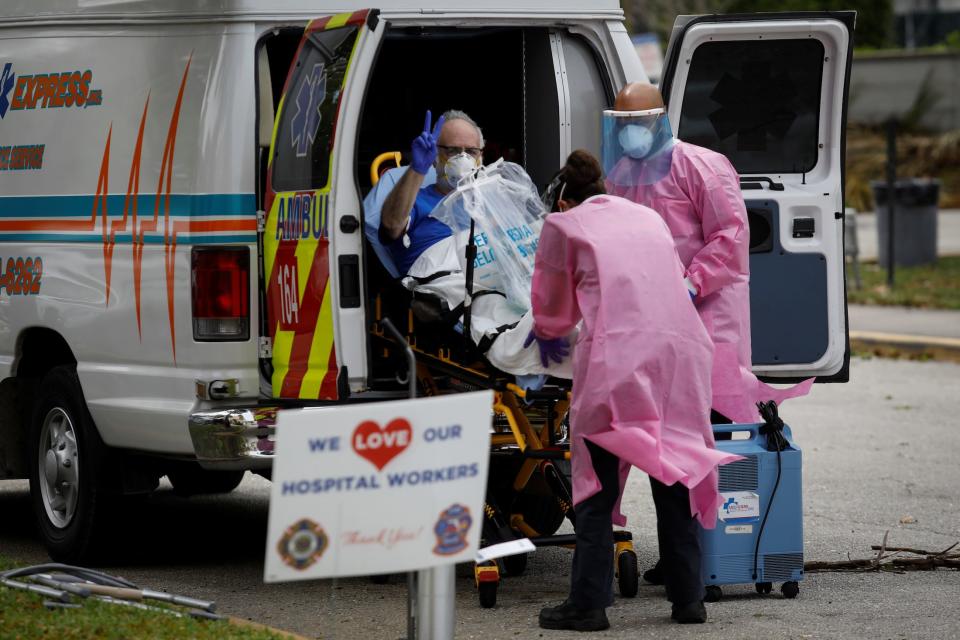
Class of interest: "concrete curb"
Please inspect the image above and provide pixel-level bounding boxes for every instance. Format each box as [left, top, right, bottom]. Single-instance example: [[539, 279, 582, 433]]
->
[[850, 330, 960, 362], [228, 616, 313, 640]]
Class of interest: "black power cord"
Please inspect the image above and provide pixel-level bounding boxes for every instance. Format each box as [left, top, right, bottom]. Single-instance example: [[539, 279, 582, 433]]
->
[[752, 400, 788, 582]]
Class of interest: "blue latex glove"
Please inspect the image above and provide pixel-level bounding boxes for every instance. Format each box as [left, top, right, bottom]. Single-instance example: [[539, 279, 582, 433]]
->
[[410, 110, 446, 175], [684, 277, 698, 301], [523, 330, 570, 368]]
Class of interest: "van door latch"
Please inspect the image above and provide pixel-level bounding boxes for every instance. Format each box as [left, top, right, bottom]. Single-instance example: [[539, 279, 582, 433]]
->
[[792, 217, 816, 239], [340, 215, 360, 233], [259, 336, 272, 358]]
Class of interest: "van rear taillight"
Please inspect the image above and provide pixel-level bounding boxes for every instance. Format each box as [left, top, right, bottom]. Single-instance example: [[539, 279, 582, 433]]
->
[[191, 247, 250, 341]]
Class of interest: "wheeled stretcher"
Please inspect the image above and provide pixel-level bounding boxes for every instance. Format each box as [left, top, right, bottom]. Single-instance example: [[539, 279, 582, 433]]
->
[[365, 155, 639, 608]]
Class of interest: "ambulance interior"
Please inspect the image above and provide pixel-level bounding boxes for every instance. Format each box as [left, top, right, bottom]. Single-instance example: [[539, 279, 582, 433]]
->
[[255, 25, 613, 388]]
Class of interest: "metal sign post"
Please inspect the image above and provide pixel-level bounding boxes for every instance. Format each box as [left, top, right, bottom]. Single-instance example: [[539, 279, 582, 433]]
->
[[416, 564, 456, 640], [886, 118, 898, 287], [380, 318, 456, 640]]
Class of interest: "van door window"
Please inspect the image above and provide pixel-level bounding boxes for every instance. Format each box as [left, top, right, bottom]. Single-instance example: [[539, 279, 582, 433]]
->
[[256, 27, 306, 212], [272, 27, 359, 192], [677, 38, 824, 174]]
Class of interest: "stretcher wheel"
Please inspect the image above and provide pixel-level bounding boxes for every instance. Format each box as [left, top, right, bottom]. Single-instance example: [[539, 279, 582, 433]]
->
[[478, 581, 498, 609], [616, 550, 639, 598], [755, 582, 773, 595], [704, 585, 723, 602], [503, 552, 528, 577], [781, 581, 800, 599]]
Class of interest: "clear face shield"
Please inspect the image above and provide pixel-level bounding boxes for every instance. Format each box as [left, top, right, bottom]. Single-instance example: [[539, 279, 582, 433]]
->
[[601, 108, 676, 188]]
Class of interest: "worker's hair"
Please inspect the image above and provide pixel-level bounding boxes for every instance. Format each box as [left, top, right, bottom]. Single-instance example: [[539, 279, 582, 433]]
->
[[441, 109, 485, 147], [558, 149, 605, 205]]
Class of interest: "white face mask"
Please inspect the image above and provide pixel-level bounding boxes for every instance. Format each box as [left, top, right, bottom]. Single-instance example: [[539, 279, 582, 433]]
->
[[439, 153, 477, 188], [618, 124, 654, 159]]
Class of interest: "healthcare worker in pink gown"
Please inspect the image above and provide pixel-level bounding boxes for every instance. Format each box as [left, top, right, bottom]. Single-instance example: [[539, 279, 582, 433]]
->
[[603, 83, 813, 425], [531, 151, 741, 631], [602, 82, 813, 587]]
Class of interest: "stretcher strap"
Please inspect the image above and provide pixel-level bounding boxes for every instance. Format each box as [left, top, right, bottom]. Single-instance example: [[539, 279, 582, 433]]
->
[[406, 270, 456, 285], [475, 321, 519, 354]]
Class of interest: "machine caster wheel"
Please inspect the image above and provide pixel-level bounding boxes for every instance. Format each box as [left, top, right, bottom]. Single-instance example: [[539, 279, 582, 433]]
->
[[503, 552, 528, 577], [781, 581, 800, 599], [756, 582, 773, 595], [704, 585, 723, 602], [616, 549, 639, 598], [478, 581, 498, 608]]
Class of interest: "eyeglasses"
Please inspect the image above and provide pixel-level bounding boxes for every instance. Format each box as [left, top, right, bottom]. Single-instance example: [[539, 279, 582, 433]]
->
[[438, 145, 483, 158]]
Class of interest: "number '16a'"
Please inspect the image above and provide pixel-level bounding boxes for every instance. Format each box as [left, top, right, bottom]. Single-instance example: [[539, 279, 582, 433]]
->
[[278, 263, 300, 326]]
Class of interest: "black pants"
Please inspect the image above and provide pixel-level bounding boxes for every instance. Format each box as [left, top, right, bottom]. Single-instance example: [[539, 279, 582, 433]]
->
[[650, 477, 705, 605], [568, 444, 706, 609], [569, 441, 620, 610]]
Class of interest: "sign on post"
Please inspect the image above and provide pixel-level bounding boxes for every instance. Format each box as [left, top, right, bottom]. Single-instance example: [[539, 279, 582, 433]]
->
[[265, 391, 492, 583]]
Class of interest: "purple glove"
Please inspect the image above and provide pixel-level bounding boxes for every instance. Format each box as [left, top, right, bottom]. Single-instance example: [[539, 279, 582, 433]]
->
[[523, 330, 570, 368], [410, 110, 446, 175]]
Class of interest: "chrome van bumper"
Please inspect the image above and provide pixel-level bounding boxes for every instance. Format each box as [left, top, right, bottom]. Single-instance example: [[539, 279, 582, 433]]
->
[[188, 406, 279, 470]]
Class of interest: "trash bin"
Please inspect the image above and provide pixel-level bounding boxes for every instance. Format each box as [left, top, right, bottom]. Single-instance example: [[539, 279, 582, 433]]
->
[[871, 179, 940, 268]]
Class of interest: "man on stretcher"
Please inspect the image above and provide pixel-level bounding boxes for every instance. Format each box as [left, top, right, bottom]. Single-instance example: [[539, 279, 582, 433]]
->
[[366, 109, 574, 378]]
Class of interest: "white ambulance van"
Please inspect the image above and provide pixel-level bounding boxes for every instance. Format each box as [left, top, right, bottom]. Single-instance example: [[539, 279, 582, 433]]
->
[[0, 1, 854, 560]]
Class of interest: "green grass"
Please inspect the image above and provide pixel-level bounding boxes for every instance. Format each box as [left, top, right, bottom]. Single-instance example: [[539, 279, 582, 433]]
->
[[0, 557, 288, 640], [847, 256, 960, 310]]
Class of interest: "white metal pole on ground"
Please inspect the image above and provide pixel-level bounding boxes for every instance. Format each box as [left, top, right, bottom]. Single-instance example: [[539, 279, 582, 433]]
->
[[416, 565, 456, 640]]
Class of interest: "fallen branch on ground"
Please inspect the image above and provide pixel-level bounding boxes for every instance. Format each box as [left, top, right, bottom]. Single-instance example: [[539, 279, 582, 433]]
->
[[804, 533, 960, 573]]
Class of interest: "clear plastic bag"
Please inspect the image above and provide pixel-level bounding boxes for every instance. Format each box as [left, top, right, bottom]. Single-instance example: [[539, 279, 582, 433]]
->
[[430, 160, 545, 314]]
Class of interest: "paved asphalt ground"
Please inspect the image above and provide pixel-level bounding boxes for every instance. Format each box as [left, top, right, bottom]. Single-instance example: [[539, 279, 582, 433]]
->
[[1, 357, 959, 640]]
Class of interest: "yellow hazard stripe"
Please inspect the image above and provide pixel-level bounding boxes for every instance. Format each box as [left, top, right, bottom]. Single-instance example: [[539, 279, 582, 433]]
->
[[269, 94, 285, 162], [325, 12, 352, 30], [263, 195, 280, 286], [272, 329, 295, 396], [299, 282, 336, 398]]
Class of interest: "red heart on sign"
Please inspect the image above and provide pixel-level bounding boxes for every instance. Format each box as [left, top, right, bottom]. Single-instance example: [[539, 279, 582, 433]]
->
[[352, 418, 412, 470]]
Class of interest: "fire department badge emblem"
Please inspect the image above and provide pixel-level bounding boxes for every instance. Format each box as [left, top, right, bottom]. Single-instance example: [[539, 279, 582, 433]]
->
[[277, 518, 328, 570], [433, 504, 472, 556]]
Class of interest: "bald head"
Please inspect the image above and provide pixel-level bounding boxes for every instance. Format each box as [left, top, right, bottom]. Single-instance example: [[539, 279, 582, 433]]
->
[[614, 83, 664, 112]]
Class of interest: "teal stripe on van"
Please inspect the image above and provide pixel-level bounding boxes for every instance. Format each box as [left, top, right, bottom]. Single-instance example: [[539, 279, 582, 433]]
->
[[0, 194, 255, 218]]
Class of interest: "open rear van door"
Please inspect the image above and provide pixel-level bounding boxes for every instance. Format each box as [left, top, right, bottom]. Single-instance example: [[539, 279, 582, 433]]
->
[[263, 10, 382, 399], [660, 12, 855, 382]]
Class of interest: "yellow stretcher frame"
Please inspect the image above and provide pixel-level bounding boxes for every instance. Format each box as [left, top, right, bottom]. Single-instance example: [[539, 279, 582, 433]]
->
[[370, 296, 638, 608]]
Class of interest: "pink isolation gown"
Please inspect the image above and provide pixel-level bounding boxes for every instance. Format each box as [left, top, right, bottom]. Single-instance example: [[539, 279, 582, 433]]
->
[[607, 141, 813, 423], [531, 195, 741, 528]]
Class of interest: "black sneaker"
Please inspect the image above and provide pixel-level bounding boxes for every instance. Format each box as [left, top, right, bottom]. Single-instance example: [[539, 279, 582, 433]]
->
[[538, 599, 610, 632], [671, 600, 707, 624], [642, 561, 664, 585]]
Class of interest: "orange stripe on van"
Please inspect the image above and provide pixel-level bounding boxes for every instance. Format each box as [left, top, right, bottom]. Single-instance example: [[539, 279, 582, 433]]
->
[[150, 54, 191, 364], [105, 93, 149, 309]]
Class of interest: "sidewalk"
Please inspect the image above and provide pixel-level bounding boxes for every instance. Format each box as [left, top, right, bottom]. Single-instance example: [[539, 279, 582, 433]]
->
[[852, 208, 960, 261], [848, 304, 960, 361], [844, 208, 960, 360]]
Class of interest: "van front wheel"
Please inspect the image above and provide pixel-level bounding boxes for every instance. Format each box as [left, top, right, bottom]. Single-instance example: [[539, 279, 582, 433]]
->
[[28, 366, 113, 562]]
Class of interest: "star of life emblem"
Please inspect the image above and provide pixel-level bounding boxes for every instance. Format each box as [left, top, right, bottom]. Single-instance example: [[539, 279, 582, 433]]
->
[[290, 62, 327, 158]]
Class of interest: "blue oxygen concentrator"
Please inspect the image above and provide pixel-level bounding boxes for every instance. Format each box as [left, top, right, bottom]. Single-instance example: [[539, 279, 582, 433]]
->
[[699, 402, 803, 600]]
